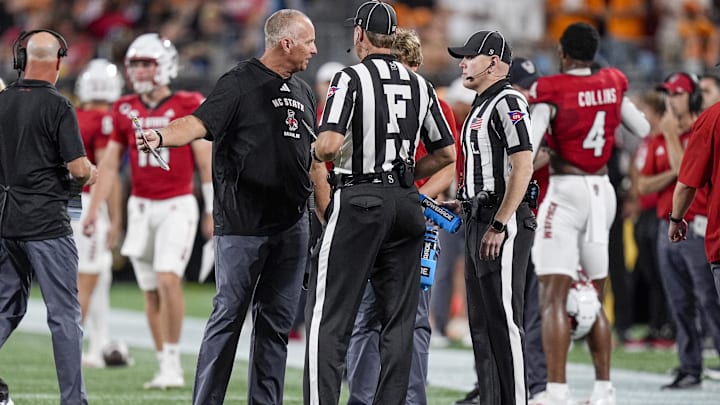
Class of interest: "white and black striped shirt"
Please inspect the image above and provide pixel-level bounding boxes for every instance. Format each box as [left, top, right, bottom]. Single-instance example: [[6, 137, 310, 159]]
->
[[319, 54, 454, 175], [458, 79, 532, 200]]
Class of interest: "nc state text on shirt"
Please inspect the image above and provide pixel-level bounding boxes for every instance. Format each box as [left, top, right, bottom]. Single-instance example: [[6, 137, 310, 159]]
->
[[271, 97, 306, 111]]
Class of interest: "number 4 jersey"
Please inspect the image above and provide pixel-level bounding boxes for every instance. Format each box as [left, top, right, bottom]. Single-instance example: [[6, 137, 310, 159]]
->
[[528, 67, 627, 173], [111, 91, 204, 199]]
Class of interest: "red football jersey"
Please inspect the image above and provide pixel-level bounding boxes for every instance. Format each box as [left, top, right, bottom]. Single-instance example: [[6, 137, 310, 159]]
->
[[640, 131, 707, 221], [678, 103, 720, 262], [110, 91, 204, 199], [415, 98, 459, 189], [76, 107, 113, 193], [633, 135, 658, 211], [529, 67, 627, 173]]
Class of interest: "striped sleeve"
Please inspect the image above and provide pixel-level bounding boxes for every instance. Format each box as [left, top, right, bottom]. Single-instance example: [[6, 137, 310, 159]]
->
[[319, 69, 355, 136], [496, 92, 532, 155], [419, 81, 455, 153]]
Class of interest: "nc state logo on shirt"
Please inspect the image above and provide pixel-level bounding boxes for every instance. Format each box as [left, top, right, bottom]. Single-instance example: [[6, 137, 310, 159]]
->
[[285, 109, 299, 131]]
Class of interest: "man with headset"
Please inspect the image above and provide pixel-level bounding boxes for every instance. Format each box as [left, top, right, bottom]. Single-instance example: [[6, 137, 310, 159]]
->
[[640, 72, 720, 390], [0, 30, 97, 405], [446, 30, 535, 405]]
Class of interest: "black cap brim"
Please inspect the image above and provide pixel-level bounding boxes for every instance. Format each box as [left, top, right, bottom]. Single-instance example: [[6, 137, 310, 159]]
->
[[448, 46, 475, 59], [344, 17, 356, 27]]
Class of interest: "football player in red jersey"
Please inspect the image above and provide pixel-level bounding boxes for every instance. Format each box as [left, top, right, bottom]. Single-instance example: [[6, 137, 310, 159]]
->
[[527, 23, 649, 405], [72, 59, 125, 368], [84, 34, 213, 389]]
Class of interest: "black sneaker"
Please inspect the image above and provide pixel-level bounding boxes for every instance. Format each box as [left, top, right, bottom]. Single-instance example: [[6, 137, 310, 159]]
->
[[661, 372, 702, 390], [0, 378, 12, 405], [453, 385, 480, 404]]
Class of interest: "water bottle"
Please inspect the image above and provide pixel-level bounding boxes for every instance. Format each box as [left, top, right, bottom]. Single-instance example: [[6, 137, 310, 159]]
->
[[420, 226, 439, 291], [419, 194, 461, 233]]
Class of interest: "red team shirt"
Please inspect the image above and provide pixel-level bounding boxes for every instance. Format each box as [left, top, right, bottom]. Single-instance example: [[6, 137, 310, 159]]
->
[[640, 131, 707, 222], [678, 103, 720, 262], [529, 67, 628, 173], [415, 98, 458, 189], [633, 135, 659, 211], [76, 108, 112, 193], [111, 91, 204, 200]]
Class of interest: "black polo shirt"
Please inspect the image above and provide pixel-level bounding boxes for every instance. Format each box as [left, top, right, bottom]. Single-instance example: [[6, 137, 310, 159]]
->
[[0, 79, 86, 240], [193, 58, 316, 236]]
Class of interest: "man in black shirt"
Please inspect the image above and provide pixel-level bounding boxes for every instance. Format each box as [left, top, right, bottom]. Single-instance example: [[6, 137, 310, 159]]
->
[[0, 30, 97, 405], [447, 31, 535, 404], [137, 9, 327, 405], [306, 2, 455, 404]]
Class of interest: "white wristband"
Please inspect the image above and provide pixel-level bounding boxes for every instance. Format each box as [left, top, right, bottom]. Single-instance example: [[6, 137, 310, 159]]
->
[[202, 182, 213, 214]]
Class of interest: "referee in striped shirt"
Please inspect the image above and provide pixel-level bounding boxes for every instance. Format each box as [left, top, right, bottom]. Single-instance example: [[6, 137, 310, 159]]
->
[[305, 2, 455, 404], [447, 31, 535, 404]]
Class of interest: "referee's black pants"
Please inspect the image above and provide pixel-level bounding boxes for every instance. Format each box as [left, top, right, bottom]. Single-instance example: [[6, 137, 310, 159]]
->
[[464, 203, 534, 405], [304, 181, 425, 405]]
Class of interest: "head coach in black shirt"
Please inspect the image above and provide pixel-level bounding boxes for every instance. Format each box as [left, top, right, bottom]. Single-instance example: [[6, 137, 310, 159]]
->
[[136, 8, 328, 405], [446, 31, 535, 404], [306, 2, 455, 404], [0, 30, 97, 404]]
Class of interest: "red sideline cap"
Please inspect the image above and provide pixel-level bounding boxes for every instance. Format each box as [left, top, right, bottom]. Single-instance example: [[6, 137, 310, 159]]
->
[[657, 73, 695, 94]]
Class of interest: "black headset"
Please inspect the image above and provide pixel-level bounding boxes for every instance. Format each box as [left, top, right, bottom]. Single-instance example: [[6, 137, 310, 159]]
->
[[664, 72, 702, 113], [12, 29, 68, 75]]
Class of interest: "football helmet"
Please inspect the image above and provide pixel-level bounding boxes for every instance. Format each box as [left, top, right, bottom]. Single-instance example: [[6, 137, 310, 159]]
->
[[102, 340, 130, 367], [124, 33, 178, 94], [566, 279, 601, 340], [75, 58, 124, 103]]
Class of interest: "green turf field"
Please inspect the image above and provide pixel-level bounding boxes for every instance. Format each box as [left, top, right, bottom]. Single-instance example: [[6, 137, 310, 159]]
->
[[0, 332, 465, 404], [15, 281, 707, 403], [105, 281, 700, 375]]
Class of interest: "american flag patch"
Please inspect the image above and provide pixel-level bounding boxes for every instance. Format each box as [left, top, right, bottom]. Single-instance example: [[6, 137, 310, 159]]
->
[[327, 86, 340, 98], [508, 110, 526, 125], [469, 117, 483, 130]]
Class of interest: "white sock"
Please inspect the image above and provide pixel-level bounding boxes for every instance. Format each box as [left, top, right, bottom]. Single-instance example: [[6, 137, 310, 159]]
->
[[163, 343, 181, 371], [547, 382, 569, 398], [593, 380, 613, 392], [155, 351, 164, 368]]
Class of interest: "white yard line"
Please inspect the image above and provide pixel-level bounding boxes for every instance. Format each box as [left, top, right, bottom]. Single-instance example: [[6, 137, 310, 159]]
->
[[19, 299, 720, 404]]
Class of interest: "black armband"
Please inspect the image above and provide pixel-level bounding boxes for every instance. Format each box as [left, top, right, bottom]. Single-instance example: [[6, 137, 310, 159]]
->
[[669, 214, 684, 224], [153, 129, 164, 148], [311, 147, 323, 163]]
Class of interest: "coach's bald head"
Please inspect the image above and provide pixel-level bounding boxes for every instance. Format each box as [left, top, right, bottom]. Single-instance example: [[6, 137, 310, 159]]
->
[[24, 31, 64, 83]]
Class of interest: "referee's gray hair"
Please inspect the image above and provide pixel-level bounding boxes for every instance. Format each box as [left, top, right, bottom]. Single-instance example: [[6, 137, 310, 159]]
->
[[265, 9, 310, 48]]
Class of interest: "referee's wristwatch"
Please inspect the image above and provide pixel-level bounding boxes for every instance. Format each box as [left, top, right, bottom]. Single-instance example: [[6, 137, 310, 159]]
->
[[489, 219, 506, 233]]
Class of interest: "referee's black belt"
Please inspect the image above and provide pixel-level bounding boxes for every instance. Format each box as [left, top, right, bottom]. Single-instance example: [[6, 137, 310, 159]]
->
[[460, 191, 500, 217], [328, 171, 399, 188], [461, 189, 535, 217]]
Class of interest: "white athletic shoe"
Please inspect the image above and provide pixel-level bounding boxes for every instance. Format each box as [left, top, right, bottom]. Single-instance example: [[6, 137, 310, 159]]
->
[[82, 352, 106, 368], [581, 386, 616, 405], [143, 369, 185, 390], [528, 390, 573, 405]]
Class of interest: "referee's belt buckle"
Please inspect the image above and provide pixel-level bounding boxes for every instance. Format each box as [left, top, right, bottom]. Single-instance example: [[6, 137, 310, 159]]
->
[[330, 171, 399, 188]]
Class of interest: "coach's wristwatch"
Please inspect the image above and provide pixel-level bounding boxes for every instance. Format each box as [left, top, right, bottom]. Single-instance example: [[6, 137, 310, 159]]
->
[[490, 219, 506, 233]]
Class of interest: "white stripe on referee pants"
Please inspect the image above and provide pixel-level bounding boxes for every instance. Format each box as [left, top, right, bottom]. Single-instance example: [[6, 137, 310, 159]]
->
[[308, 188, 342, 405], [500, 212, 527, 404]]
